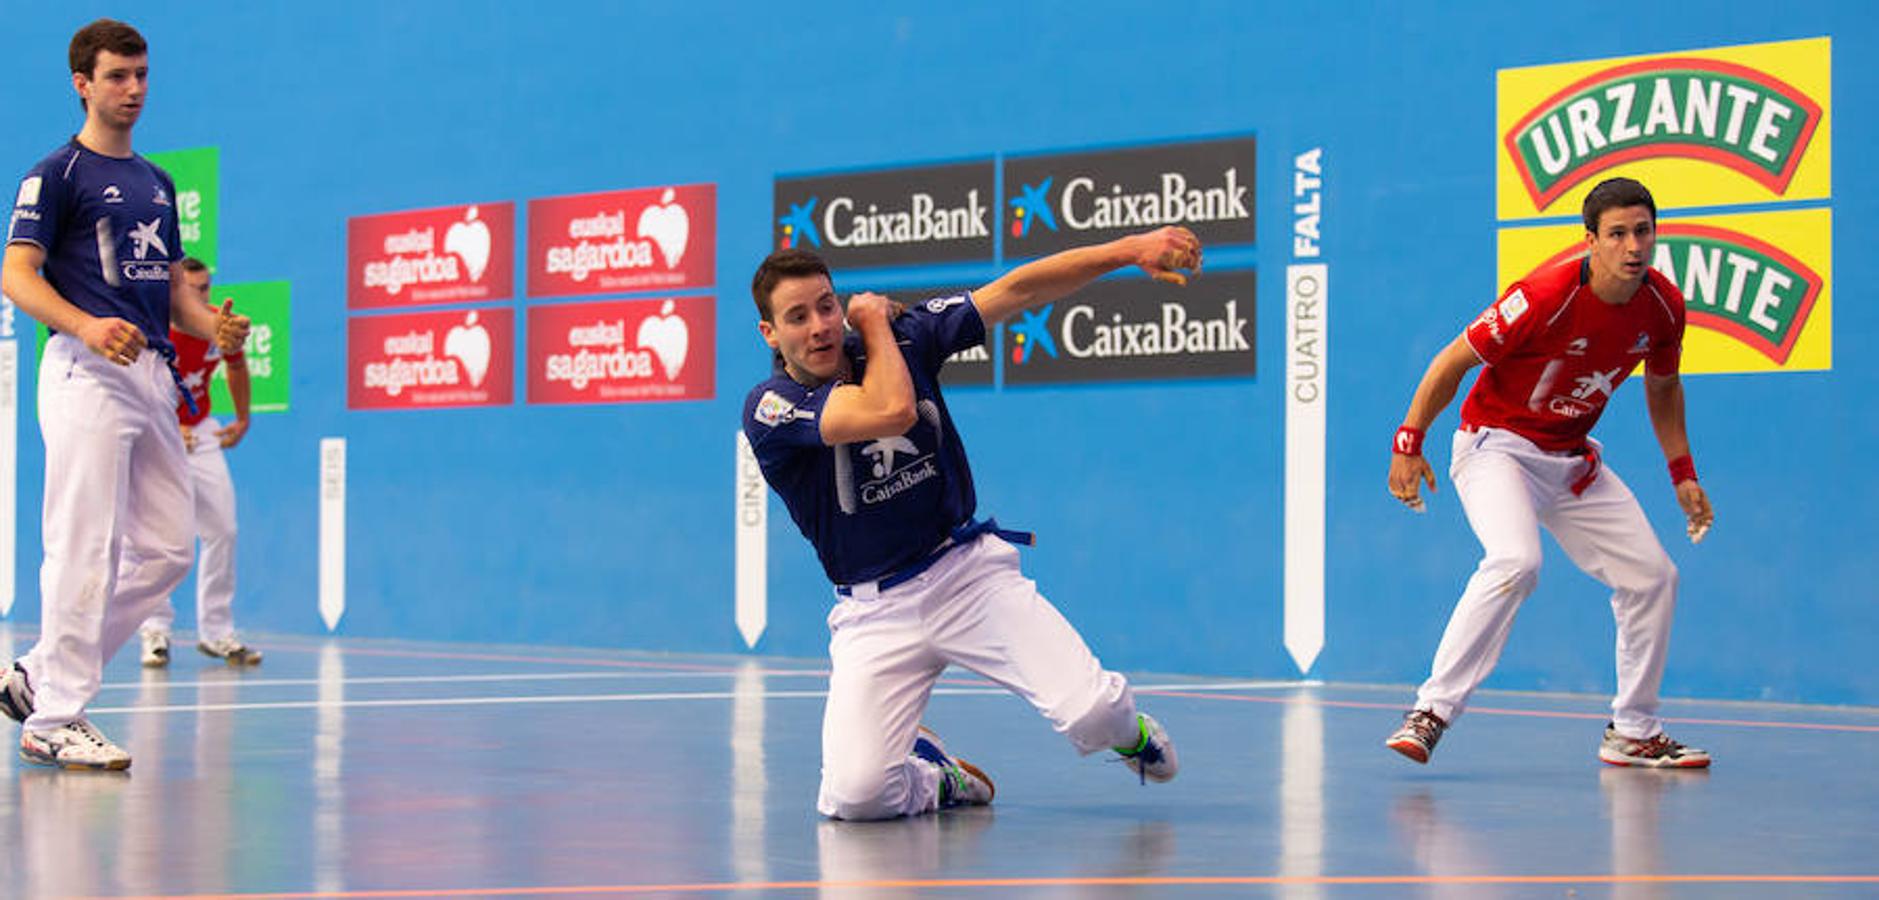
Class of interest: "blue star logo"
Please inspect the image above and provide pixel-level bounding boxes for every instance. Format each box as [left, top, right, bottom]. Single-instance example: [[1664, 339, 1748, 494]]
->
[[1008, 304, 1057, 365], [1008, 179, 1056, 238], [778, 198, 821, 249]]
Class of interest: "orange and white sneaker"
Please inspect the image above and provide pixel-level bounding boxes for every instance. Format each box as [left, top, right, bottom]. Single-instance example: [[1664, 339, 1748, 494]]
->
[[1598, 724, 1710, 768], [1386, 709, 1447, 764]]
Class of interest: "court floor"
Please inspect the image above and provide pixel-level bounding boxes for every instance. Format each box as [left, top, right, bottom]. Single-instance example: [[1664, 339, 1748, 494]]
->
[[0, 625, 1874, 898]]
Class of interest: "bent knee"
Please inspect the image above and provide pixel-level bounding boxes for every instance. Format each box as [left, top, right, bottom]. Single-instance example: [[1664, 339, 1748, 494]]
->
[[1477, 550, 1542, 591], [819, 767, 910, 821]]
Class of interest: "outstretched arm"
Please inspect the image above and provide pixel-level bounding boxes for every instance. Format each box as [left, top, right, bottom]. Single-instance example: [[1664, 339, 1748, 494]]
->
[[1644, 371, 1714, 541], [971, 226, 1202, 325], [1388, 335, 1482, 511]]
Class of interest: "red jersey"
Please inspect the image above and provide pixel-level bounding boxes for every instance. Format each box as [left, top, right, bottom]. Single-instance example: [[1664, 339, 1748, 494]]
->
[[170, 329, 243, 427], [1460, 258, 1685, 451]]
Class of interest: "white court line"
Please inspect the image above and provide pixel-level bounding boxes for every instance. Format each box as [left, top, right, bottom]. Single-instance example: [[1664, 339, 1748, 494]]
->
[[86, 680, 1306, 716], [94, 669, 834, 691]]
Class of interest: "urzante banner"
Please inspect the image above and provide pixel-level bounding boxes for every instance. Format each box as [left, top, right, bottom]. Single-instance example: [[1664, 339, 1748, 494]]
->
[[774, 160, 995, 269], [526, 296, 715, 404], [1003, 136, 1256, 258], [347, 202, 515, 308], [146, 146, 218, 270], [527, 184, 715, 298], [1497, 208, 1831, 374], [1002, 270, 1255, 385], [1497, 37, 1830, 219], [348, 308, 514, 409]]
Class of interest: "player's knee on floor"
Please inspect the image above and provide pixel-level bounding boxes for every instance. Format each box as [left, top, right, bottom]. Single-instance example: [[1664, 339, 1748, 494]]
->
[[819, 766, 917, 821]]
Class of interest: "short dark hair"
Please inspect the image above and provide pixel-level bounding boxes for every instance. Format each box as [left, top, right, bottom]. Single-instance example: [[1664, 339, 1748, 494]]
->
[[179, 256, 209, 274], [1582, 177, 1656, 233], [69, 19, 146, 78], [750, 248, 831, 321]]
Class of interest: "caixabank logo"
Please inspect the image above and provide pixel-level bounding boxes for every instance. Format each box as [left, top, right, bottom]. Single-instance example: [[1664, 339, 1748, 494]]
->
[[1497, 38, 1830, 218], [773, 160, 995, 270], [1003, 270, 1255, 386], [1003, 137, 1256, 258], [1497, 208, 1832, 374]]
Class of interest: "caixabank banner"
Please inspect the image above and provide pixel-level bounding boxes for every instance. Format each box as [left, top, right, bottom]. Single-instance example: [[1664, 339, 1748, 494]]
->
[[526, 296, 715, 404], [348, 308, 514, 409], [773, 160, 995, 270], [527, 184, 715, 298], [348, 202, 516, 308], [1498, 37, 1830, 218], [1497, 37, 1831, 375], [1002, 270, 1255, 386], [1002, 136, 1256, 259], [1498, 208, 1831, 374]]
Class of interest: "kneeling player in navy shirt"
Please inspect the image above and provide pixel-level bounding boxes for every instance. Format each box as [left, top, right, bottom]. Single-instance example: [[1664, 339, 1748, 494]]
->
[[743, 226, 1201, 819]]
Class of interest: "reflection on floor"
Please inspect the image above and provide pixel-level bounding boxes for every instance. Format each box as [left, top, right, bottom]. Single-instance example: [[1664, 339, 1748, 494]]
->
[[1, 628, 1874, 898]]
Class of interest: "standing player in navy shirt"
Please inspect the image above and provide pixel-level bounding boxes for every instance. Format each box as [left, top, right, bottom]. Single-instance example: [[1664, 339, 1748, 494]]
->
[[744, 225, 1200, 820], [1, 19, 250, 770]]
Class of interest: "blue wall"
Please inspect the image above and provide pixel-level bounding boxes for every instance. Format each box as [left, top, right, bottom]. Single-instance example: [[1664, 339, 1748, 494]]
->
[[1, 2, 1871, 705]]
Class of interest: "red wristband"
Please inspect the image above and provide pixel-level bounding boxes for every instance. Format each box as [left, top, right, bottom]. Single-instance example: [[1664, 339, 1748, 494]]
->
[[1393, 426, 1425, 456], [1668, 454, 1697, 485]]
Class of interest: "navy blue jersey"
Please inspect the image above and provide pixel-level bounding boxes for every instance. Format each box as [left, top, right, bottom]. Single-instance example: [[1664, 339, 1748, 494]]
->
[[8, 140, 182, 351], [744, 293, 987, 586]]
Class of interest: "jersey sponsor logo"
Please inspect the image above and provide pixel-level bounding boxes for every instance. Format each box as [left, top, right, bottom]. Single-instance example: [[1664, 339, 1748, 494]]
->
[[925, 294, 968, 314], [854, 436, 938, 506], [152, 185, 171, 207], [1566, 337, 1589, 356], [348, 202, 515, 309], [15, 176, 41, 207], [102, 184, 123, 204], [753, 390, 797, 427], [1629, 332, 1651, 355], [1499, 288, 1529, 324], [129, 218, 168, 260], [1570, 366, 1624, 400], [1002, 136, 1257, 256], [1547, 395, 1597, 418], [528, 184, 715, 298], [1498, 38, 1830, 217], [774, 160, 995, 269], [527, 296, 715, 405]]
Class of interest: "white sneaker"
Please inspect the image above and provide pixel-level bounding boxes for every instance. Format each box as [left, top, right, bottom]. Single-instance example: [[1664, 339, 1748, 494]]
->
[[198, 636, 263, 666], [1116, 713, 1178, 783], [911, 725, 995, 807], [20, 719, 132, 771], [1599, 724, 1711, 768], [140, 630, 171, 668]]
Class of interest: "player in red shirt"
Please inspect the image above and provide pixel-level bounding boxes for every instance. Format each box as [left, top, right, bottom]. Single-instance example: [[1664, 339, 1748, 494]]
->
[[1384, 178, 1715, 768], [138, 257, 262, 667]]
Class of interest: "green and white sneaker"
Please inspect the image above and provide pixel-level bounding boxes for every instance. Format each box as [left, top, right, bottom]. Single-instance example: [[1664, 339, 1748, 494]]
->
[[1115, 713, 1178, 783], [911, 725, 994, 807]]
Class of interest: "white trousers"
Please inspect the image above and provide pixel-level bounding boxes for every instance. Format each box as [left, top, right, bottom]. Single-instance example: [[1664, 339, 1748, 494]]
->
[[818, 535, 1140, 821], [23, 335, 195, 731], [1414, 427, 1679, 739], [141, 416, 239, 643]]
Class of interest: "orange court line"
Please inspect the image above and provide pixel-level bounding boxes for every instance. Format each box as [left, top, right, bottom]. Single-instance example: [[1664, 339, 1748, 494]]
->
[[112, 873, 1879, 899], [1140, 689, 1879, 733]]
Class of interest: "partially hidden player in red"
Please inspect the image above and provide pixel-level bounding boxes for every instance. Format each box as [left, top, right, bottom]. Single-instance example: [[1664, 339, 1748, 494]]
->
[[1384, 177, 1715, 769]]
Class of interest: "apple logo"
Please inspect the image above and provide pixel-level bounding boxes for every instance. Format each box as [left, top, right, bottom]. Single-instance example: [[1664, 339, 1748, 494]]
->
[[635, 188, 689, 270], [444, 311, 492, 387], [635, 299, 688, 381], [444, 206, 493, 282]]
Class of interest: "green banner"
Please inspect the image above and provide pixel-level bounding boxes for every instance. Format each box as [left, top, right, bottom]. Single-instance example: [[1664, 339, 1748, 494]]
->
[[209, 281, 291, 415], [145, 146, 219, 270]]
